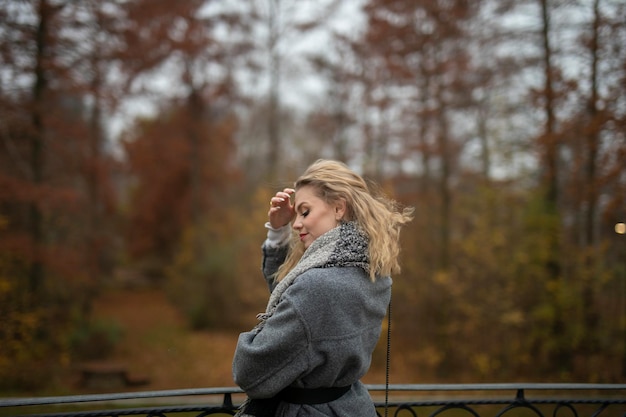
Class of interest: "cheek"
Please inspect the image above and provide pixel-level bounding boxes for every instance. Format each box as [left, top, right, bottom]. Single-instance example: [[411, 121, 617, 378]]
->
[[317, 215, 338, 234]]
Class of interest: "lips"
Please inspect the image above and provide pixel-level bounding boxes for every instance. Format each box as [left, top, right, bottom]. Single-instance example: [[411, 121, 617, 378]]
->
[[299, 233, 308, 241]]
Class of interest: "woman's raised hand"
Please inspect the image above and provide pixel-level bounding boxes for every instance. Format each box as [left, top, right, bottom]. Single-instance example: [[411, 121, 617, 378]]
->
[[268, 188, 295, 229]]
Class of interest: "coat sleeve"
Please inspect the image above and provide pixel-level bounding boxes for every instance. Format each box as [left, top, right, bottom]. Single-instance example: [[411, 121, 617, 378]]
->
[[261, 244, 288, 292], [232, 288, 310, 398], [261, 222, 290, 292]]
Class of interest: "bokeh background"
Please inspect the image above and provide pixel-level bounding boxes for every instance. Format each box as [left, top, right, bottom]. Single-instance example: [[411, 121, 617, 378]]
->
[[1, 0, 625, 395]]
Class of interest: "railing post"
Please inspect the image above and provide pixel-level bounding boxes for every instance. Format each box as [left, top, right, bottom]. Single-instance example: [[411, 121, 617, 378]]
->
[[223, 392, 233, 408]]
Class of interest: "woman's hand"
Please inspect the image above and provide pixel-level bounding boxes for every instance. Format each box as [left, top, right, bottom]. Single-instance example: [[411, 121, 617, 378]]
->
[[268, 188, 295, 229]]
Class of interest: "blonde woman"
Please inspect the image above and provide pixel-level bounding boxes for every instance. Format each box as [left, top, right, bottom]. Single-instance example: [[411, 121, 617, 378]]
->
[[233, 159, 413, 417]]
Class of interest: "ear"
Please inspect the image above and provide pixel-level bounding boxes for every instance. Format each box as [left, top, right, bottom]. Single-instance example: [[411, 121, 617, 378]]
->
[[334, 199, 347, 221]]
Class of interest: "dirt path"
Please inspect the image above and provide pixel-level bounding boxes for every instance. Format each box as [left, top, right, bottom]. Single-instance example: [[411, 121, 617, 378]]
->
[[91, 288, 238, 391]]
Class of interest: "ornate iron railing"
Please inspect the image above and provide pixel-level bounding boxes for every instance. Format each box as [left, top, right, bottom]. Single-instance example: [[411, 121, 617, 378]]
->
[[1, 383, 625, 417]]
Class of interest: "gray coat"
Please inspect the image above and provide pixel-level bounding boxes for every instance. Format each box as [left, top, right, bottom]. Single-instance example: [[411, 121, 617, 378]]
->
[[233, 244, 391, 417]]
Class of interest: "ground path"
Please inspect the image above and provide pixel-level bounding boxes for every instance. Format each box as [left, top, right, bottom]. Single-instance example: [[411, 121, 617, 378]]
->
[[90, 288, 238, 391]]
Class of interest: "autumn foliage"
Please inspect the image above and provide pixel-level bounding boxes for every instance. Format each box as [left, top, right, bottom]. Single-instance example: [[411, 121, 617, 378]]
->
[[1, 0, 625, 391]]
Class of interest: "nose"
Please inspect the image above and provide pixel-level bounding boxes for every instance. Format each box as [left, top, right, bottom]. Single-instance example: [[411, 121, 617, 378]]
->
[[292, 218, 302, 230]]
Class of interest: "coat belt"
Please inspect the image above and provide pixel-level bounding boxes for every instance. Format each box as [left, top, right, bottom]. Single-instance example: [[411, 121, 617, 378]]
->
[[279, 385, 352, 405]]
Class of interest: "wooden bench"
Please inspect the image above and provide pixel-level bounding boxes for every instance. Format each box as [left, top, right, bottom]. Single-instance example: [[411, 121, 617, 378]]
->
[[77, 362, 150, 389]]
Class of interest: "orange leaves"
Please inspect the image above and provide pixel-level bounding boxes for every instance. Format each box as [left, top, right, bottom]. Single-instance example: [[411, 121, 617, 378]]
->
[[122, 93, 239, 263]]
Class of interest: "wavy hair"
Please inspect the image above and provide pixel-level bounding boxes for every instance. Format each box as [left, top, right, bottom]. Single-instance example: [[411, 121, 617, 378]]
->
[[275, 159, 414, 282]]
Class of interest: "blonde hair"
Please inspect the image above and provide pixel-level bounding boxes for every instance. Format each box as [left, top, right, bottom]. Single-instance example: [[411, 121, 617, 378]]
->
[[275, 159, 414, 282]]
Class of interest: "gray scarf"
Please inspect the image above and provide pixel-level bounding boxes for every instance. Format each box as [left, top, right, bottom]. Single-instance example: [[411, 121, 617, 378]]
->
[[256, 221, 368, 327], [235, 221, 369, 417]]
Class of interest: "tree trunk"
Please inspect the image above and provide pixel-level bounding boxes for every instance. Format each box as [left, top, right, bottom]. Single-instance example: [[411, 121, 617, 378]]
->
[[539, 0, 568, 371], [29, 0, 51, 294], [580, 0, 602, 354], [267, 0, 281, 180]]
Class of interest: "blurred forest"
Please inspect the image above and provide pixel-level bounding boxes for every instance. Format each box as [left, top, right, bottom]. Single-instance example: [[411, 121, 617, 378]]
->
[[1, 0, 625, 392]]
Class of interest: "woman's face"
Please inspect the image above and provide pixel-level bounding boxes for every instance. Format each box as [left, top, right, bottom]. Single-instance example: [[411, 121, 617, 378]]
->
[[292, 185, 345, 249]]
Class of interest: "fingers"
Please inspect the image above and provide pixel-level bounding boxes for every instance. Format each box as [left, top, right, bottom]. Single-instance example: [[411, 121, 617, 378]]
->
[[269, 196, 284, 206], [268, 188, 295, 228], [277, 188, 295, 202], [270, 188, 295, 208], [268, 204, 284, 214]]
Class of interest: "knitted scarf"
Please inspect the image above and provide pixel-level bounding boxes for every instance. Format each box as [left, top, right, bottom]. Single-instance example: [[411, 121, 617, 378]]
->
[[235, 221, 369, 417]]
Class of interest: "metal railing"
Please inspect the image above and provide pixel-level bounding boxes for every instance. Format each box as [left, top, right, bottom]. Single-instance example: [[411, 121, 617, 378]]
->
[[1, 383, 625, 417]]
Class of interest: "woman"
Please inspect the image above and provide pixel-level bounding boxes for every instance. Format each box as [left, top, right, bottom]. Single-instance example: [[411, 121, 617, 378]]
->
[[233, 159, 413, 417]]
